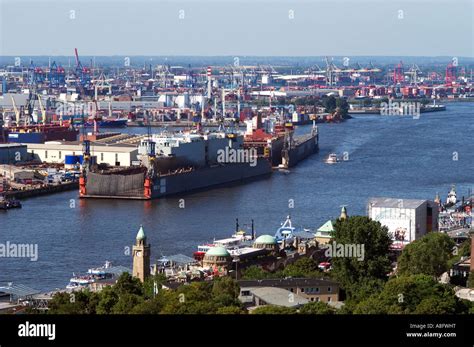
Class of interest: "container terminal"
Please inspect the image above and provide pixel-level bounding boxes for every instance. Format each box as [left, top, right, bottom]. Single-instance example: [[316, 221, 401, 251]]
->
[[1, 53, 473, 201]]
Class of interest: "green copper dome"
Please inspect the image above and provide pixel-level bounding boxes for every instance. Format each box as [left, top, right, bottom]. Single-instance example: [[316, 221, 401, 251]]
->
[[255, 235, 277, 245], [136, 225, 146, 241], [205, 246, 231, 257]]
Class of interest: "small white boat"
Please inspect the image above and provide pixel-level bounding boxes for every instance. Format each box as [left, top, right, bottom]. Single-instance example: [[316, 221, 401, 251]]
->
[[325, 153, 338, 164]]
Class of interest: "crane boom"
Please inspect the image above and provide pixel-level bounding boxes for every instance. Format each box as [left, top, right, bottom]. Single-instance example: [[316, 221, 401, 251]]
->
[[37, 94, 47, 124], [11, 95, 20, 125]]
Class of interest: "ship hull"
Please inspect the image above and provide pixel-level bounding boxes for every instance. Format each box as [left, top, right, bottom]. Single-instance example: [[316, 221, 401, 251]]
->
[[7, 127, 79, 144], [81, 158, 272, 200], [282, 132, 319, 168]]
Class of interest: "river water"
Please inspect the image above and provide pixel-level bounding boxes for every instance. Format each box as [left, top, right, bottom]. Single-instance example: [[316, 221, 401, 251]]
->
[[1, 102, 473, 291]]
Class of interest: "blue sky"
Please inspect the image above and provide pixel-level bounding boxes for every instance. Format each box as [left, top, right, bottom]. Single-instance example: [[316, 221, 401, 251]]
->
[[1, 0, 473, 56]]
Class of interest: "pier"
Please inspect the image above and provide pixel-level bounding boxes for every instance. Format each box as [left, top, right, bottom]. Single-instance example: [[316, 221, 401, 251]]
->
[[4, 181, 78, 200]]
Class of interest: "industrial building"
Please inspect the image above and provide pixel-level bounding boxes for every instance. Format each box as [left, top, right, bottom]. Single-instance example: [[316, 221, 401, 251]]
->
[[26, 134, 143, 166], [367, 197, 439, 249], [0, 164, 35, 182]]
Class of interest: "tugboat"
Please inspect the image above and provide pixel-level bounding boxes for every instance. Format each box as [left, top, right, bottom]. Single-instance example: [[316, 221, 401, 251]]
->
[[0, 195, 22, 210], [325, 153, 338, 164]]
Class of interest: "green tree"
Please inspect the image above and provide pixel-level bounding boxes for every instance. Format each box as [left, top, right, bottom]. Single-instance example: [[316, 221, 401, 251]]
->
[[114, 272, 143, 296], [212, 277, 240, 298], [241, 265, 273, 280], [111, 293, 144, 314], [48, 290, 99, 314], [467, 271, 474, 288], [281, 257, 321, 278], [322, 95, 337, 113], [96, 286, 119, 314], [216, 306, 246, 314], [397, 232, 455, 278], [143, 274, 167, 299], [161, 282, 218, 314], [299, 301, 335, 314], [251, 305, 297, 314], [354, 274, 465, 314], [448, 237, 471, 268], [331, 216, 392, 299], [336, 97, 350, 118]]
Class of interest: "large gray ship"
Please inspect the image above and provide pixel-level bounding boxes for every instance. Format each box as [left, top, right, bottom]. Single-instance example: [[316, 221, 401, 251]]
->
[[79, 131, 272, 200]]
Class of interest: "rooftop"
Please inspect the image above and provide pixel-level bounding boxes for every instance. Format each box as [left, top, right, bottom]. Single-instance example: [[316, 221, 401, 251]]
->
[[238, 277, 339, 289], [254, 234, 277, 245], [368, 197, 428, 209], [205, 246, 231, 257], [244, 287, 308, 307]]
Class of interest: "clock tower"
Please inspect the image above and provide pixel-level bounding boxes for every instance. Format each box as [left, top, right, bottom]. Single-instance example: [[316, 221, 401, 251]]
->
[[132, 225, 150, 282]]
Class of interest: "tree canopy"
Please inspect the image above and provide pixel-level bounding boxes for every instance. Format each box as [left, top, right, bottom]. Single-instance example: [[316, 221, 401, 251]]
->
[[353, 274, 468, 314], [397, 232, 455, 278], [331, 216, 392, 299]]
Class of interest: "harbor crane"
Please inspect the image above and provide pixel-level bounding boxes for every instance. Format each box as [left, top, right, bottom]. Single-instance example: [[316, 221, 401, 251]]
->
[[36, 94, 47, 124], [10, 95, 21, 125], [74, 48, 91, 87], [405, 64, 422, 85], [393, 61, 405, 84]]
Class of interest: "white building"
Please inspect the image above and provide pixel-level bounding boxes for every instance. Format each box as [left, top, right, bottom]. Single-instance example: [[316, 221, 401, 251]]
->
[[367, 197, 439, 249], [27, 142, 139, 167]]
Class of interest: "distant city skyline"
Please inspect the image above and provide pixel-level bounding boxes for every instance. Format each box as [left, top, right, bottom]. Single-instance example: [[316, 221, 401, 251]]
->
[[0, 0, 473, 57]]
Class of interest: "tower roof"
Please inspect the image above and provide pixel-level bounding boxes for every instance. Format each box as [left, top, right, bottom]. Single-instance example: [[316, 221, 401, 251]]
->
[[136, 225, 146, 241], [340, 206, 348, 219]]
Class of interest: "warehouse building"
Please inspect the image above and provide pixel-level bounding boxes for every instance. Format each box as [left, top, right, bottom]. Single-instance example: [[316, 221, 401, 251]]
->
[[27, 142, 139, 167], [367, 197, 439, 249]]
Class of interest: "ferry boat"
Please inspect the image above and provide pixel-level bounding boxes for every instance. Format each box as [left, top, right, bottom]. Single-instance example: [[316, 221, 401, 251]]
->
[[66, 261, 114, 290], [193, 224, 255, 260], [66, 275, 97, 290], [0, 196, 22, 210], [325, 153, 338, 164]]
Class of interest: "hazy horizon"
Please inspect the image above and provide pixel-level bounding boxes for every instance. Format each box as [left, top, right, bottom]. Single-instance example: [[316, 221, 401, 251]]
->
[[1, 0, 472, 57]]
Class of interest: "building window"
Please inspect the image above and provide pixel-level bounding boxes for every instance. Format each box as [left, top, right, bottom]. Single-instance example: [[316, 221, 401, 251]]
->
[[315, 287, 319, 293], [328, 287, 332, 292], [328, 297, 332, 302], [59, 151, 62, 159], [45, 151, 48, 158], [311, 298, 314, 302], [290, 288, 294, 293], [101, 153, 104, 161], [316, 297, 320, 302], [301, 287, 305, 293]]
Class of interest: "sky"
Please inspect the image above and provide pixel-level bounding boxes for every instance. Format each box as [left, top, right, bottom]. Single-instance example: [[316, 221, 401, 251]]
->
[[0, 0, 473, 57]]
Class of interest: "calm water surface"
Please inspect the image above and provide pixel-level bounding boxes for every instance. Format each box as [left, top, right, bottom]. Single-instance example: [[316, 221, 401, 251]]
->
[[1, 103, 473, 290]]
